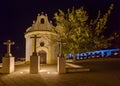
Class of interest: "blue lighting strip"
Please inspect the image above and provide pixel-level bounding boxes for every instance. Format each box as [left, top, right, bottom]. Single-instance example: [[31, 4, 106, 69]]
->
[[66, 48, 120, 60]]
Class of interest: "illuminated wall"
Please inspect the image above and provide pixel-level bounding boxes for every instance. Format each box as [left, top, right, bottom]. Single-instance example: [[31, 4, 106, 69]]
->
[[25, 13, 58, 64]]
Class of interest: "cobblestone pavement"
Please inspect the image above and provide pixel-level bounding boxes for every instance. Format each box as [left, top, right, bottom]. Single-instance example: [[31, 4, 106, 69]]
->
[[0, 58, 120, 86]]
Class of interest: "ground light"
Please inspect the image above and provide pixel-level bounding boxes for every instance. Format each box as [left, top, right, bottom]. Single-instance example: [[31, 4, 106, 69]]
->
[[39, 70, 58, 74], [47, 71, 50, 74], [20, 71, 23, 74]]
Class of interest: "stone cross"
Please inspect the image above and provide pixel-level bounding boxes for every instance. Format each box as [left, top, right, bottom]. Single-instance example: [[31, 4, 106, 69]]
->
[[30, 35, 40, 56], [58, 39, 66, 57], [58, 40, 62, 56], [3, 40, 15, 57]]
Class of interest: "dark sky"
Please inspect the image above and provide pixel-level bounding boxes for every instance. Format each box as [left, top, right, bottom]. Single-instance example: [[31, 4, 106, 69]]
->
[[0, 0, 120, 58]]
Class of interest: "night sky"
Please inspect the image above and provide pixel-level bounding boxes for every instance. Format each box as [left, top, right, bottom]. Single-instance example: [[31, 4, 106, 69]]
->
[[0, 0, 120, 58]]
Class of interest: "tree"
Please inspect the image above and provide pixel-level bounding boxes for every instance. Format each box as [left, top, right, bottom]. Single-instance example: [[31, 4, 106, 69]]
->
[[54, 4, 118, 56]]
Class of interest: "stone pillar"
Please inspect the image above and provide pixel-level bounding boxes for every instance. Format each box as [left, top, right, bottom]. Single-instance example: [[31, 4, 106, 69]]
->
[[2, 57, 15, 73], [30, 55, 40, 74], [73, 56, 76, 63], [1, 40, 15, 74], [57, 54, 66, 74]]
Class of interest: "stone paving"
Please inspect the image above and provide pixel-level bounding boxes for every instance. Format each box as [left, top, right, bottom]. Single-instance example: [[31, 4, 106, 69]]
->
[[0, 58, 120, 86]]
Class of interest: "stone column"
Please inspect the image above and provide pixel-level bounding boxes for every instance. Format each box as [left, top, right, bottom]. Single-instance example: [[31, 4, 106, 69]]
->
[[30, 55, 40, 74], [2, 40, 15, 74], [73, 56, 76, 63], [2, 57, 14, 73], [57, 54, 66, 74]]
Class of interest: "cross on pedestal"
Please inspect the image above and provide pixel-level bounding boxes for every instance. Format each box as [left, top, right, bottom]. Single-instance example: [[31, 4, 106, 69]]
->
[[58, 39, 66, 57], [30, 35, 41, 56], [3, 40, 15, 57]]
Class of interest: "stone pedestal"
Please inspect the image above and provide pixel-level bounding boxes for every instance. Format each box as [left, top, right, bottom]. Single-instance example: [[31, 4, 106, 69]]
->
[[57, 56, 66, 74], [30, 55, 40, 74], [73, 56, 76, 63], [2, 57, 15, 74]]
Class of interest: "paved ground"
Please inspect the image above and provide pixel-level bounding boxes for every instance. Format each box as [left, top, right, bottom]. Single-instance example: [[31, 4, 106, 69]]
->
[[0, 58, 120, 86]]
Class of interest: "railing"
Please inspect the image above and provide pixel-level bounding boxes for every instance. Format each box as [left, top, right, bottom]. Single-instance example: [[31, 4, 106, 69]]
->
[[66, 49, 120, 60]]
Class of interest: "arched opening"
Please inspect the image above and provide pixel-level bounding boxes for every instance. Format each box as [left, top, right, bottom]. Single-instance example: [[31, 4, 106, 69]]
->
[[38, 50, 47, 64]]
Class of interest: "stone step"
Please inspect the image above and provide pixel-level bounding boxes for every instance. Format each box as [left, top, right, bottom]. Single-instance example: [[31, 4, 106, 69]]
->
[[66, 63, 83, 68], [66, 67, 90, 73], [66, 63, 90, 73]]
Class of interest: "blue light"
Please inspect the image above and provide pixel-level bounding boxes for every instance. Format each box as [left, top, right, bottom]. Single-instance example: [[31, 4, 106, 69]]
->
[[66, 48, 120, 60], [67, 53, 73, 59], [76, 53, 79, 60], [94, 49, 120, 57]]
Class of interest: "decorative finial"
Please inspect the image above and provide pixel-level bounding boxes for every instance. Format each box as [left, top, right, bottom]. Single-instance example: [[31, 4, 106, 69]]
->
[[33, 20, 35, 24], [50, 20, 52, 24], [41, 12, 44, 15], [38, 13, 40, 16], [45, 14, 47, 16]]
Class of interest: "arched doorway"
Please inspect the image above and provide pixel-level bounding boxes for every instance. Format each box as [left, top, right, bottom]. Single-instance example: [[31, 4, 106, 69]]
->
[[38, 50, 47, 64]]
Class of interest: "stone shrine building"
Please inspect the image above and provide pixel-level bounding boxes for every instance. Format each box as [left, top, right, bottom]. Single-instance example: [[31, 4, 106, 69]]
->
[[24, 12, 58, 64]]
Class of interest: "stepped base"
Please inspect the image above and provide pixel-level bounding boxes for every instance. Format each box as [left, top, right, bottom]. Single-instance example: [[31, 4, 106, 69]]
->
[[66, 67, 90, 73], [66, 63, 90, 73]]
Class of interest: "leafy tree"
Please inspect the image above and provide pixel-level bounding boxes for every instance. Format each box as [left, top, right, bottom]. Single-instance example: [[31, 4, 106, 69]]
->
[[54, 4, 118, 55]]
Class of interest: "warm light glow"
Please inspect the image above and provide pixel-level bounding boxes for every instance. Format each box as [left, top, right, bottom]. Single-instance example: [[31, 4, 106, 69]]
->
[[20, 72, 23, 74], [39, 70, 48, 72], [47, 71, 50, 74], [39, 70, 58, 75]]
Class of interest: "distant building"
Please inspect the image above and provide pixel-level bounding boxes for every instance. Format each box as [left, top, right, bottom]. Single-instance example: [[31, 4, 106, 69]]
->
[[24, 12, 58, 64]]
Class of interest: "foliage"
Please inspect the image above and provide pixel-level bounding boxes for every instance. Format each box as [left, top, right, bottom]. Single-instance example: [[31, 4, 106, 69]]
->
[[54, 4, 118, 55]]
